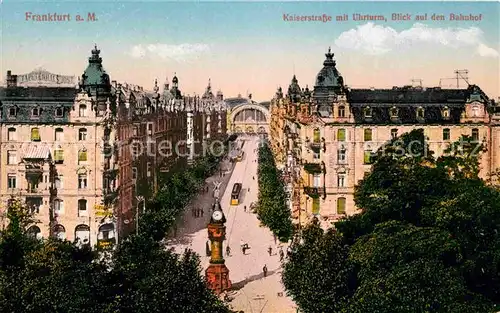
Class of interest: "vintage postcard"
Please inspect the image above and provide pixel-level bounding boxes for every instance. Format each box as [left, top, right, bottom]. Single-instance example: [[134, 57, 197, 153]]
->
[[0, 1, 499, 313]]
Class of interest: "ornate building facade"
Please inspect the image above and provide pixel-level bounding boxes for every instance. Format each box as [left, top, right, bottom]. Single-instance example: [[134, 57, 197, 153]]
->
[[0, 46, 228, 246], [269, 48, 497, 228]]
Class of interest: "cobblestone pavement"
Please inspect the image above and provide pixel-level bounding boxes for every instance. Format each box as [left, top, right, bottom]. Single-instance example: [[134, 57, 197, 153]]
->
[[166, 136, 297, 313]]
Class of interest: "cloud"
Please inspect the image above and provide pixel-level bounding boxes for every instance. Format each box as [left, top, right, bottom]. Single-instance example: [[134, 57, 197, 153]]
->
[[335, 23, 498, 58], [128, 43, 210, 61]]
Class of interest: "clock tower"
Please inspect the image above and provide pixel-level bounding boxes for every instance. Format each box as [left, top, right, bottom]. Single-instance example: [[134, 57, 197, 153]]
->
[[205, 199, 232, 294]]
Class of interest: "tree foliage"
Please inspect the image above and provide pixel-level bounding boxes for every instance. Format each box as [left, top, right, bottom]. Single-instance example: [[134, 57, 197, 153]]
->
[[0, 152, 231, 313], [283, 129, 500, 313], [257, 141, 293, 242]]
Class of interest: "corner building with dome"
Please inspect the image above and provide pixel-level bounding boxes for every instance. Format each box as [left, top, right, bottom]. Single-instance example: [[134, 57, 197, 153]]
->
[[269, 48, 498, 228]]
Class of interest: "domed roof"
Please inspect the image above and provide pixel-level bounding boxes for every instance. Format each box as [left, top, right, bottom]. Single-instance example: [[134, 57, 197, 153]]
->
[[82, 45, 110, 86], [172, 75, 178, 84], [314, 47, 343, 89]]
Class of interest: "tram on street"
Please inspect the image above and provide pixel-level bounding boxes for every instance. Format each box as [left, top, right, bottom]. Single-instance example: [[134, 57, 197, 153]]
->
[[231, 183, 242, 205]]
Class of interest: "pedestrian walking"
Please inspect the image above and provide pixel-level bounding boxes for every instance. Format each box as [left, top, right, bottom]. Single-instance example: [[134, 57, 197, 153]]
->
[[226, 245, 231, 256], [206, 241, 211, 257], [201, 209, 204, 217], [248, 188, 250, 192], [191, 208, 195, 217], [252, 176, 255, 180], [279, 249, 284, 261], [244, 205, 247, 212], [268, 246, 272, 256], [263, 264, 268, 277], [273, 234, 277, 244]]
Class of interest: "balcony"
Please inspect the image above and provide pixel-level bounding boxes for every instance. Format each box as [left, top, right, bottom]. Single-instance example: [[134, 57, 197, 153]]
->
[[303, 162, 322, 174], [303, 187, 325, 198]]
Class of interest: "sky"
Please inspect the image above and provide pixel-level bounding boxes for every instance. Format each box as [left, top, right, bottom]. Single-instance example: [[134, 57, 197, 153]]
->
[[1, 1, 499, 102]]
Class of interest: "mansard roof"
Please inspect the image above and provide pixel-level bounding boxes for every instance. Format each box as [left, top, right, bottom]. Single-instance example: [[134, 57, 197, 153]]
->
[[0, 86, 77, 102], [347, 86, 476, 105]]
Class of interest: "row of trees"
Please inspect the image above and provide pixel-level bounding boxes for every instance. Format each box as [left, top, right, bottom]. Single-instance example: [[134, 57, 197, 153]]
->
[[282, 129, 500, 312], [257, 141, 293, 242], [0, 152, 231, 313]]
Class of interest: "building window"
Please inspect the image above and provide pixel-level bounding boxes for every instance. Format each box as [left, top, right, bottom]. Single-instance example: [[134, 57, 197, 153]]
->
[[338, 105, 345, 118], [7, 128, 16, 141], [337, 197, 346, 214], [78, 149, 88, 163], [337, 129, 346, 142], [55, 107, 64, 117], [54, 148, 64, 163], [78, 174, 88, 189], [132, 142, 140, 157], [313, 128, 321, 143], [364, 128, 372, 141], [54, 199, 63, 214], [313, 151, 320, 160], [54, 224, 66, 240], [7, 151, 17, 165], [133, 126, 139, 136], [8, 107, 16, 117], [364, 106, 372, 118], [31, 128, 41, 141], [78, 199, 87, 216], [442, 106, 450, 119], [79, 105, 87, 117], [391, 128, 398, 139], [443, 128, 450, 141], [55, 176, 63, 189], [472, 128, 479, 142], [390, 107, 399, 118], [147, 162, 152, 177], [472, 106, 480, 117], [417, 107, 425, 118], [7, 175, 16, 189], [313, 174, 321, 187], [132, 167, 137, 180], [337, 146, 346, 164], [31, 108, 40, 117], [364, 150, 373, 164], [337, 174, 346, 187], [147, 123, 154, 136], [55, 128, 64, 141], [78, 128, 87, 141], [312, 198, 320, 215]]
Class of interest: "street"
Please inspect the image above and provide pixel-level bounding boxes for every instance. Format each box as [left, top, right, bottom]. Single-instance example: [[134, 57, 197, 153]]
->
[[165, 136, 297, 313]]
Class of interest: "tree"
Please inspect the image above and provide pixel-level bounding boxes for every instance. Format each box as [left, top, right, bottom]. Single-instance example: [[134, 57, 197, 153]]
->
[[257, 141, 293, 242], [282, 222, 354, 313], [283, 129, 500, 312]]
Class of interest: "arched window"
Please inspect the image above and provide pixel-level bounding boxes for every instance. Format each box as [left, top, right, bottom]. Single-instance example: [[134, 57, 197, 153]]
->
[[78, 128, 87, 141], [364, 106, 372, 118], [7, 127, 16, 141], [337, 197, 346, 214], [79, 104, 87, 117], [338, 105, 345, 118], [390, 106, 399, 118], [75, 224, 90, 245], [98, 223, 115, 240], [31, 127, 41, 141], [27, 225, 42, 240], [442, 106, 450, 119], [417, 107, 425, 118], [54, 224, 66, 240], [472, 105, 480, 117], [55, 128, 64, 141]]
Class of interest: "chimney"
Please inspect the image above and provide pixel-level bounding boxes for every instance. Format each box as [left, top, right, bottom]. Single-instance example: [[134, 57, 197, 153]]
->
[[6, 70, 17, 87]]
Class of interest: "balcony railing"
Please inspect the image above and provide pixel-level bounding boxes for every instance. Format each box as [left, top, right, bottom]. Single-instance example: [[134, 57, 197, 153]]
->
[[303, 187, 325, 197], [303, 162, 322, 174]]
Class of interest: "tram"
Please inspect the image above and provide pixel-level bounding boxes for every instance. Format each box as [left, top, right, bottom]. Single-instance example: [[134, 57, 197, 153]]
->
[[230, 183, 242, 205]]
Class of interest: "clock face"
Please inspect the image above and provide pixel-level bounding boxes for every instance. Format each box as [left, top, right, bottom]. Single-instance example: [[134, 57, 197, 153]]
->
[[212, 211, 223, 221]]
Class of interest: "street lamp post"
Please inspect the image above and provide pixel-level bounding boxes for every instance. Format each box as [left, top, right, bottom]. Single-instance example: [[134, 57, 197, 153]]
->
[[136, 196, 145, 235]]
